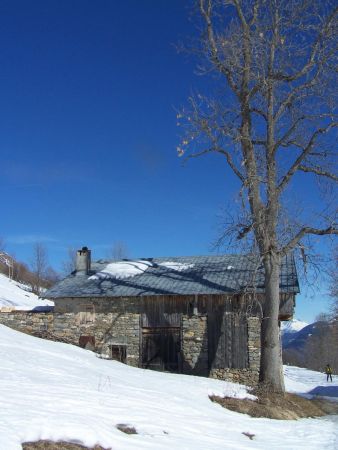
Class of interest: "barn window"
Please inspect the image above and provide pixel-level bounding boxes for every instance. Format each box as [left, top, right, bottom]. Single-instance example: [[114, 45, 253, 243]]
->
[[110, 345, 127, 363], [79, 335, 95, 350], [78, 305, 95, 324]]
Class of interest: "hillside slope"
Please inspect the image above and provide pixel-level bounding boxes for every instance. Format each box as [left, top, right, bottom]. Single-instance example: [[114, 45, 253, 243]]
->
[[281, 319, 308, 347], [0, 273, 54, 310], [283, 321, 329, 351], [0, 325, 337, 450]]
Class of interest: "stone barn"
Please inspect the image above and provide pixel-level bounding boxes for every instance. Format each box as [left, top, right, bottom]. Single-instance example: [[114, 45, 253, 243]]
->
[[37, 247, 299, 385]]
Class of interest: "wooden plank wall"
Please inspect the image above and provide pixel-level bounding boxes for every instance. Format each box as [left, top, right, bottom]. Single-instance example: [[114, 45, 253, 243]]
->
[[140, 294, 250, 370], [141, 295, 193, 327], [208, 311, 249, 369]]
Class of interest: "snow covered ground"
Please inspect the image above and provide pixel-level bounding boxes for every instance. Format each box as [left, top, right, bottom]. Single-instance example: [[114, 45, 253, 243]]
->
[[0, 273, 54, 310], [0, 325, 337, 450], [285, 365, 338, 401]]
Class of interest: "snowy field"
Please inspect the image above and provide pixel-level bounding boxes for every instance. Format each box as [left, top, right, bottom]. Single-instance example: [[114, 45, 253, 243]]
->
[[0, 273, 53, 310], [0, 325, 337, 450]]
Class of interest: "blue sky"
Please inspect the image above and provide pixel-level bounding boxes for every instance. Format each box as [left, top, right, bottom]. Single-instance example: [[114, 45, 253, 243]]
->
[[0, 0, 334, 322]]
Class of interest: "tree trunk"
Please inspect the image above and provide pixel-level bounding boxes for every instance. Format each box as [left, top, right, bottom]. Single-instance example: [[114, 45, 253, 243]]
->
[[259, 252, 285, 392]]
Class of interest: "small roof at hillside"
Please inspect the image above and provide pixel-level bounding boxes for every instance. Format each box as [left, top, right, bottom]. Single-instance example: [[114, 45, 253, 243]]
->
[[44, 253, 299, 299]]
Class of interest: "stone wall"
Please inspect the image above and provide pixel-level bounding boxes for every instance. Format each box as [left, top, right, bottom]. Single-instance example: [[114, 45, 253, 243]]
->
[[209, 316, 261, 386], [247, 317, 261, 371], [0, 301, 262, 384], [0, 311, 54, 335], [52, 311, 140, 367], [0, 308, 140, 367], [182, 315, 208, 376]]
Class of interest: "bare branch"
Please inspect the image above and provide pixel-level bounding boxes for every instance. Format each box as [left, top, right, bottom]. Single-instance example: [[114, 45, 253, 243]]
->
[[281, 226, 338, 257], [186, 145, 245, 183], [250, 108, 268, 121], [248, 0, 260, 26], [252, 139, 266, 146], [237, 222, 254, 240], [217, 148, 245, 183], [272, 7, 338, 83], [199, 0, 239, 95], [277, 123, 338, 193], [298, 165, 338, 182], [275, 116, 306, 151], [274, 68, 322, 122], [233, 0, 249, 29]]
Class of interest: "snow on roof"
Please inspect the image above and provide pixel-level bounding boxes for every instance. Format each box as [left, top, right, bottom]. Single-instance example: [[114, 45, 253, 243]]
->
[[89, 260, 153, 280], [158, 261, 194, 271], [89, 260, 194, 281], [44, 253, 300, 299]]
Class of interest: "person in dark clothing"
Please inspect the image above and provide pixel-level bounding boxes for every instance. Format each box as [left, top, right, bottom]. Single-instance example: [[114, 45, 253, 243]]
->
[[325, 364, 333, 382]]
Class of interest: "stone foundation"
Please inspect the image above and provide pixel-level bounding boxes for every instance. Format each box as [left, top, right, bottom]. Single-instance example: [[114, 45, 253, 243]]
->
[[209, 368, 259, 386]]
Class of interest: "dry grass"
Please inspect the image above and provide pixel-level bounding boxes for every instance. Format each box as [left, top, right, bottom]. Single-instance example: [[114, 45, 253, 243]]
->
[[22, 423, 138, 449], [210, 389, 338, 420], [22, 441, 110, 450], [116, 424, 138, 434]]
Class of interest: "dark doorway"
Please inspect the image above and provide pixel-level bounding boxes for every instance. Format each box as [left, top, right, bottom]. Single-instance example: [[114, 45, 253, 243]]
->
[[141, 327, 181, 372], [110, 344, 127, 363], [79, 335, 95, 350]]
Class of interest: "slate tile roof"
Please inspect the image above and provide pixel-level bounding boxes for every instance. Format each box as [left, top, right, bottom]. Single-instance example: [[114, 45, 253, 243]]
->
[[44, 253, 299, 299]]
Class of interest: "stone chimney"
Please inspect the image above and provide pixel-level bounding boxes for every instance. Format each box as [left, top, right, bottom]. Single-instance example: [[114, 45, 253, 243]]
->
[[76, 246, 91, 275]]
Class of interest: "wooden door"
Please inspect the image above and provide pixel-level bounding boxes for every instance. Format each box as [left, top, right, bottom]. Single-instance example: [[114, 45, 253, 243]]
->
[[141, 327, 181, 372]]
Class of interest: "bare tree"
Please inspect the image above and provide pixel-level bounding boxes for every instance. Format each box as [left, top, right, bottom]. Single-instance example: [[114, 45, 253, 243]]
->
[[303, 321, 337, 372], [329, 248, 338, 311], [328, 249, 338, 352], [62, 247, 77, 275], [0, 239, 15, 279], [178, 0, 338, 391], [6, 254, 29, 285], [0, 237, 5, 252], [44, 266, 60, 287], [315, 312, 331, 323], [30, 242, 49, 295], [107, 241, 129, 261]]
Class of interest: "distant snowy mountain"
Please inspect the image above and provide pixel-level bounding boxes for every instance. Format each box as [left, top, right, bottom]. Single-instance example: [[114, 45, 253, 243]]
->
[[282, 321, 329, 352], [281, 318, 308, 334], [281, 319, 309, 347], [0, 273, 54, 311]]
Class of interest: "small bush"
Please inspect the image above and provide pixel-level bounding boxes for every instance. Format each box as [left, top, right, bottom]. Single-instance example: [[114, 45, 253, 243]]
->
[[116, 424, 138, 434]]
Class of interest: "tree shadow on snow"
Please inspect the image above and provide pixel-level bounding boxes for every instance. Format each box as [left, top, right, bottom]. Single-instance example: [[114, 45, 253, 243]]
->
[[308, 386, 338, 398]]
